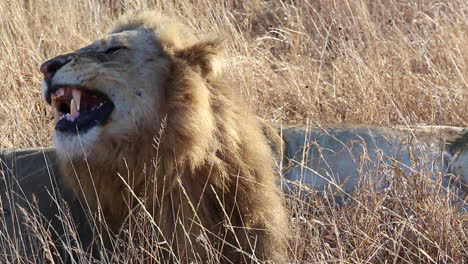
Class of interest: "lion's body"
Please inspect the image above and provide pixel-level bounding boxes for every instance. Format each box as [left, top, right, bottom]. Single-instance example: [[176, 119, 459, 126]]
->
[[43, 12, 288, 263], [267, 123, 468, 208]]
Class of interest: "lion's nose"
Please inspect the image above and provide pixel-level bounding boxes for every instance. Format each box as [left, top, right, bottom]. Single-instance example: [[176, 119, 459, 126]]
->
[[40, 56, 71, 81]]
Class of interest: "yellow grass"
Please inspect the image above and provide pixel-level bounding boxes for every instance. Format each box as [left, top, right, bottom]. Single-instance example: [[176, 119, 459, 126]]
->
[[0, 0, 467, 263]]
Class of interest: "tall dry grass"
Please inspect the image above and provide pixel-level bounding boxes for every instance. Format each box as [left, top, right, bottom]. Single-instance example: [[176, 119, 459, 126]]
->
[[0, 0, 467, 263]]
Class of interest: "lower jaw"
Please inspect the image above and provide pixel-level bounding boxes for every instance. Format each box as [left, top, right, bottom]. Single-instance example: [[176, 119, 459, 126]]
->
[[54, 102, 114, 134], [55, 122, 98, 134]]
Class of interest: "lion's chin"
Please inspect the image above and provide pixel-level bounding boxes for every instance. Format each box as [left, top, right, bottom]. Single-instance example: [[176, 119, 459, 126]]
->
[[54, 126, 101, 159]]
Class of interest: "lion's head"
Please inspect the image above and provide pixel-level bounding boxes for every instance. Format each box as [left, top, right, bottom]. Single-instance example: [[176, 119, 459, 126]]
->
[[41, 13, 220, 162], [40, 12, 287, 263]]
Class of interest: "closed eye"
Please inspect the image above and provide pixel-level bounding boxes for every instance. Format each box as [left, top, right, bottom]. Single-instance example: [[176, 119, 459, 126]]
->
[[104, 46, 127, 55]]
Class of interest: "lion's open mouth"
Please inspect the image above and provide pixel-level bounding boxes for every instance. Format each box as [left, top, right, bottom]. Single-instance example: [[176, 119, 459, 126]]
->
[[49, 86, 114, 134]]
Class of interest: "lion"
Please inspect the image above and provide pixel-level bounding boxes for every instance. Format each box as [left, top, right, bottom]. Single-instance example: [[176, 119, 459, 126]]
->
[[262, 123, 468, 210], [39, 12, 288, 263]]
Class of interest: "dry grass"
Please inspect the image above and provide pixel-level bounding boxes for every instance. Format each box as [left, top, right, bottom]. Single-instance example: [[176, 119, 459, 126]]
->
[[0, 0, 467, 263]]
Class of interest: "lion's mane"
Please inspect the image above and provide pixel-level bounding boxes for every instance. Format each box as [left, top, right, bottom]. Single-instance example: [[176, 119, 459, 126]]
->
[[57, 12, 288, 263]]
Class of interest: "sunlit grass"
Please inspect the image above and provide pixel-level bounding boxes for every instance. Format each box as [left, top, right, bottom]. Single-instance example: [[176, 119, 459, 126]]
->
[[0, 0, 467, 263]]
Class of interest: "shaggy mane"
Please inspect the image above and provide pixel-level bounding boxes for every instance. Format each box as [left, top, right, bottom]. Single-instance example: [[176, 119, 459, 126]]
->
[[59, 12, 288, 263]]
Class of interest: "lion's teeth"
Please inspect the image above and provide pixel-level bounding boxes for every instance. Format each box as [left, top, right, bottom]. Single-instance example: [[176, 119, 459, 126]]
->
[[70, 98, 78, 117], [51, 98, 57, 108], [64, 113, 78, 121], [72, 89, 81, 111], [51, 99, 59, 122], [53, 109, 60, 122], [90, 102, 105, 111]]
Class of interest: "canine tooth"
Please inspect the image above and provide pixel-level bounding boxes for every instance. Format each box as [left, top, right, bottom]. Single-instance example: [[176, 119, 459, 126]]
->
[[72, 89, 81, 111], [53, 109, 60, 122], [51, 98, 58, 109], [51, 99, 59, 122], [70, 98, 78, 117]]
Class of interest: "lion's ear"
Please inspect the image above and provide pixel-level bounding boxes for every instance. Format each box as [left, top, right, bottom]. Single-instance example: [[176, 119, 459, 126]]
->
[[175, 38, 223, 78]]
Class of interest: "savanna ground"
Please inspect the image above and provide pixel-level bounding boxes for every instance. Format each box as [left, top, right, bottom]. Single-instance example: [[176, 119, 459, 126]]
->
[[0, 0, 467, 263]]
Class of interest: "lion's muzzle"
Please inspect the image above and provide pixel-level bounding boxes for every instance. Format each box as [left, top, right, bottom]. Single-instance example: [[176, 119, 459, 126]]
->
[[41, 55, 115, 135], [40, 55, 71, 100]]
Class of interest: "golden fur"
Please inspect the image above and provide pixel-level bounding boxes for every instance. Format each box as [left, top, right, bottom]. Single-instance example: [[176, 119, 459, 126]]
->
[[44, 12, 288, 263]]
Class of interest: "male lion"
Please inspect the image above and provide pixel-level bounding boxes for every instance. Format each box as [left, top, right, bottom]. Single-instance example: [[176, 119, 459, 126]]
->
[[40, 12, 288, 263]]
